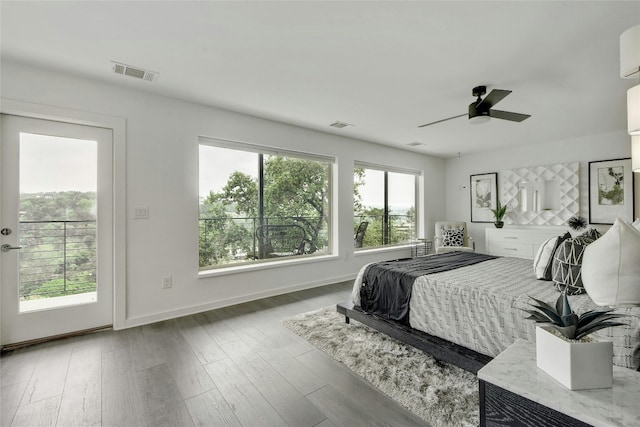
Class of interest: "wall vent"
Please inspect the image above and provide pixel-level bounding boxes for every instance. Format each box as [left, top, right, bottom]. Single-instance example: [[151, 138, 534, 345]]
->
[[111, 61, 158, 83], [329, 121, 354, 129]]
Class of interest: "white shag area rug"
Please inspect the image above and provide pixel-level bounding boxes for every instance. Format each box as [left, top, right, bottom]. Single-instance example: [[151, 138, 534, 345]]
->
[[282, 307, 478, 427]]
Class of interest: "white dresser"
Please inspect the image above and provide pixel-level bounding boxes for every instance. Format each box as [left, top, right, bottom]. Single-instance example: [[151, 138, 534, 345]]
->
[[485, 226, 569, 259]]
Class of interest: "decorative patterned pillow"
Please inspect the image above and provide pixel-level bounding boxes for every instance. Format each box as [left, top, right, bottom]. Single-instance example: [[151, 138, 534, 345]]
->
[[572, 228, 601, 245], [533, 232, 571, 280], [552, 232, 600, 294], [441, 227, 464, 247]]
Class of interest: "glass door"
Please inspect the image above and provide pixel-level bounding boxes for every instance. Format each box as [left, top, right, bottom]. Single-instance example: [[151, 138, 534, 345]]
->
[[1, 114, 113, 346]]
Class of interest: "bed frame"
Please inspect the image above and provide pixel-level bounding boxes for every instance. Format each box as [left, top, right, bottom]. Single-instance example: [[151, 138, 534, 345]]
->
[[336, 301, 492, 374]]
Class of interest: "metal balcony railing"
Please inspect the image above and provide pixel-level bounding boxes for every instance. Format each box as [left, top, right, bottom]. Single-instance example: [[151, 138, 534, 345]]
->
[[198, 216, 328, 267], [18, 220, 97, 301], [353, 214, 416, 247], [198, 213, 416, 267]]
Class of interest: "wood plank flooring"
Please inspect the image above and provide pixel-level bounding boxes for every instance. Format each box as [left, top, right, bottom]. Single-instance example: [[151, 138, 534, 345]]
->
[[1, 281, 430, 427]]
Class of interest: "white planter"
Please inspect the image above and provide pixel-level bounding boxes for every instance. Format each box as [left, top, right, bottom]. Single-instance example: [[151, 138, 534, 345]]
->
[[535, 326, 613, 390]]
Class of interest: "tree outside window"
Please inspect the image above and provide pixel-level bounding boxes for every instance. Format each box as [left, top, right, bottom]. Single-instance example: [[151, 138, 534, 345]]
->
[[199, 142, 331, 269]]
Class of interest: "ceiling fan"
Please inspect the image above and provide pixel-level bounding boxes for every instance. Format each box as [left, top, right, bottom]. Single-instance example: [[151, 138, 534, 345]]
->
[[418, 85, 531, 128]]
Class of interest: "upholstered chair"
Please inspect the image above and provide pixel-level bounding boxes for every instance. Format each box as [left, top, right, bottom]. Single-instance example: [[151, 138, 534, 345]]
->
[[434, 221, 475, 254]]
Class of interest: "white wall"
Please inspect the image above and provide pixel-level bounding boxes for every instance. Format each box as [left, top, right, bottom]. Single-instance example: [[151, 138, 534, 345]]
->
[[445, 132, 640, 252], [1, 60, 445, 328]]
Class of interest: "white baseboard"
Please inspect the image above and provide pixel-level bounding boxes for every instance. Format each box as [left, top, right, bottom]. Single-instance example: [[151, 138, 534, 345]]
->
[[121, 274, 356, 329]]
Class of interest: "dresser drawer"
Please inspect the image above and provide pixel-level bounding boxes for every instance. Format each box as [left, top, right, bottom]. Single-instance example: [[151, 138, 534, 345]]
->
[[486, 241, 534, 258], [485, 227, 568, 260], [487, 233, 530, 243]]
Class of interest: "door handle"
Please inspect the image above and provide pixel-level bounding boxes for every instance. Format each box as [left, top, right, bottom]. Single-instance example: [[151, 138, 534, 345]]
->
[[1, 244, 23, 252]]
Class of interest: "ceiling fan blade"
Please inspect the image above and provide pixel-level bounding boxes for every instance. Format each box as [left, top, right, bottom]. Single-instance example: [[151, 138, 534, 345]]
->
[[490, 109, 531, 122], [477, 89, 511, 109], [418, 113, 466, 128]]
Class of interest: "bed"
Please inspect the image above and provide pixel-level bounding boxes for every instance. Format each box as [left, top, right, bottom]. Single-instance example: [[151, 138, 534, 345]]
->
[[337, 252, 640, 374]]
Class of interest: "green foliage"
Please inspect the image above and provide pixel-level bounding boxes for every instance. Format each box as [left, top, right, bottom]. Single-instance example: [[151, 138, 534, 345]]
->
[[214, 172, 259, 217], [354, 167, 366, 213], [199, 197, 253, 266], [20, 191, 96, 221], [523, 292, 628, 340], [18, 191, 97, 301], [358, 207, 384, 247], [23, 274, 95, 300], [354, 207, 413, 248], [199, 156, 330, 267], [264, 156, 329, 251], [489, 200, 508, 222]]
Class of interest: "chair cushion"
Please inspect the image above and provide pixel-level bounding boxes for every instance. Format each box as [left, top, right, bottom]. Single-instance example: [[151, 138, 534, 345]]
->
[[436, 246, 474, 254], [533, 232, 571, 280], [582, 218, 640, 306], [441, 227, 464, 247]]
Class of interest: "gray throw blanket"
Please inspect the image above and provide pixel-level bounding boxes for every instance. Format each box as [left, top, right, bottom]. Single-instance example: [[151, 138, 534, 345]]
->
[[360, 252, 498, 325]]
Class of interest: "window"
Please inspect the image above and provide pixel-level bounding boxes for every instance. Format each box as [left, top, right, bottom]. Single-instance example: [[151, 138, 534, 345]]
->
[[354, 163, 418, 248], [199, 138, 332, 270]]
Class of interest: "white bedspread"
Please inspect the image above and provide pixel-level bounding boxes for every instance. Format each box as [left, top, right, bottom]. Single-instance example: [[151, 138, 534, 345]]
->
[[351, 256, 640, 370]]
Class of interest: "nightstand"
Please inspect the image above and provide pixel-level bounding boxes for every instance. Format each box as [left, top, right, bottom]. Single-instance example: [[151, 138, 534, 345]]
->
[[477, 339, 640, 427]]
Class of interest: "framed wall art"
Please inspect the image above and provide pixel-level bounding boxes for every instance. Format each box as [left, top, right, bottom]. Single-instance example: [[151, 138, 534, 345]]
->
[[470, 172, 498, 223], [588, 158, 634, 224]]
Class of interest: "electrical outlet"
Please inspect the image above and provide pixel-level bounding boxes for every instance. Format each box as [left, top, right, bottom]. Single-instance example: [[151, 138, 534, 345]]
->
[[162, 276, 172, 289]]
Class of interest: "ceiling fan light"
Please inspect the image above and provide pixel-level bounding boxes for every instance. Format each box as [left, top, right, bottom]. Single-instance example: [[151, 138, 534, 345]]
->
[[628, 85, 640, 135], [470, 115, 490, 124], [468, 101, 490, 124]]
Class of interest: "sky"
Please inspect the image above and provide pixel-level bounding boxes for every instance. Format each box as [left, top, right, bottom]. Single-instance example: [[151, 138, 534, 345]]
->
[[199, 144, 256, 199], [19, 136, 415, 210], [20, 133, 97, 193]]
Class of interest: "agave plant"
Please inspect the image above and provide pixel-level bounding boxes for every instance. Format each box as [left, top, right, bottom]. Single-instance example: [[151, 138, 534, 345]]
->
[[524, 292, 627, 341]]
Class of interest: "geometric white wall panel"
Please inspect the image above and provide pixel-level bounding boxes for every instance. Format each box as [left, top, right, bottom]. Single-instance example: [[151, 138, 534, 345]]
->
[[501, 162, 580, 226]]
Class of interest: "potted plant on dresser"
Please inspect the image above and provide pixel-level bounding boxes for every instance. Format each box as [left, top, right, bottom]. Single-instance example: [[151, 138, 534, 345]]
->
[[489, 200, 508, 228], [524, 292, 628, 390]]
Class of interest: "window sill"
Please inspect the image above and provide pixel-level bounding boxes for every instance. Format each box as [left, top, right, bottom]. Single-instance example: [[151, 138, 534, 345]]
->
[[198, 254, 340, 279], [354, 244, 412, 256]]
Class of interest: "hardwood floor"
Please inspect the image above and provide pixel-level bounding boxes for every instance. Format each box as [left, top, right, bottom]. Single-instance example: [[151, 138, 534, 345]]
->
[[1, 281, 430, 427]]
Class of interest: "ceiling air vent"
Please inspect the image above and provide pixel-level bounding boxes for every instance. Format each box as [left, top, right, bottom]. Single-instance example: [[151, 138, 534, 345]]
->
[[329, 121, 354, 129], [111, 61, 159, 83]]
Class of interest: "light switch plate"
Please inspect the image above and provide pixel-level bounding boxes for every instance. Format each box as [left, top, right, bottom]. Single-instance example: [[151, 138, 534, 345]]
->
[[134, 206, 149, 219]]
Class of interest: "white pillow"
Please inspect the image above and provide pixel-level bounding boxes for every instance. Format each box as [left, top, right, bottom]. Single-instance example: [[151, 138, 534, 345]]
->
[[533, 232, 570, 280], [582, 218, 640, 306]]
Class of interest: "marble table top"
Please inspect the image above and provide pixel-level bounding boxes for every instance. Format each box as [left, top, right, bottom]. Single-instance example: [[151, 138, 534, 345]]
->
[[477, 339, 640, 427]]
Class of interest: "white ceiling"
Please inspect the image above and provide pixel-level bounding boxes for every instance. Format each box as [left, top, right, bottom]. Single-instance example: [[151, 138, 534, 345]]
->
[[1, 1, 639, 158]]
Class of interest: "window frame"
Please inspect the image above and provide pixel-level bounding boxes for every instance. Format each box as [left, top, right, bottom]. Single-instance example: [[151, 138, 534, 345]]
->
[[354, 161, 420, 249], [198, 136, 335, 271]]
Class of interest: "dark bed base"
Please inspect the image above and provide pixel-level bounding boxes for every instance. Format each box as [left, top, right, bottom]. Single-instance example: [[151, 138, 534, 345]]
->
[[336, 301, 492, 374]]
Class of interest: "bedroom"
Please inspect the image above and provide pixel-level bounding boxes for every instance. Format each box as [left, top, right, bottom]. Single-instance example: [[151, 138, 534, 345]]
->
[[1, 1, 639, 426]]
